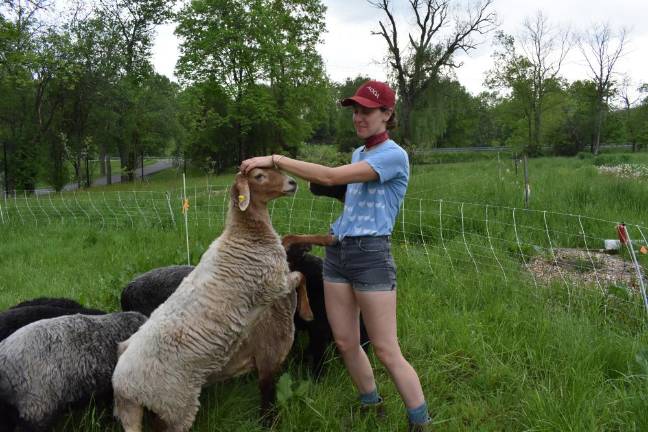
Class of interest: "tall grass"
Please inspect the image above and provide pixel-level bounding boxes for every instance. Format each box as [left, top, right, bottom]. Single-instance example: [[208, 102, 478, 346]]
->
[[1, 153, 647, 431]]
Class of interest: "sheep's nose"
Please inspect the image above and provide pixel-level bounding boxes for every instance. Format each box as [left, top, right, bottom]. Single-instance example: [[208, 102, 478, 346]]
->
[[288, 179, 297, 187]]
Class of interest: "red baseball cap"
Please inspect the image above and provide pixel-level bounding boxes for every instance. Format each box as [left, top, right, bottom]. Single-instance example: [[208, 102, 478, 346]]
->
[[341, 80, 396, 109]]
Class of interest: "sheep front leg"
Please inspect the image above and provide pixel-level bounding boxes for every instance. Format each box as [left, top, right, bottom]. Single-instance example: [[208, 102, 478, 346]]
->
[[114, 339, 145, 432], [258, 367, 279, 428], [281, 234, 336, 249], [287, 271, 313, 321], [114, 394, 144, 432]]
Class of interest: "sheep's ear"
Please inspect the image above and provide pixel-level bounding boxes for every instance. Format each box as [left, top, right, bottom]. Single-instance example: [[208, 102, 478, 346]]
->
[[234, 174, 250, 211]]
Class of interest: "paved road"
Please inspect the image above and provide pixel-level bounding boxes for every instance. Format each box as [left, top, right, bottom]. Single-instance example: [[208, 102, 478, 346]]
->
[[34, 159, 173, 195]]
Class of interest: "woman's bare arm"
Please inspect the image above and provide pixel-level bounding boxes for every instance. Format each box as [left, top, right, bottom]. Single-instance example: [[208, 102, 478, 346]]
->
[[240, 155, 378, 185]]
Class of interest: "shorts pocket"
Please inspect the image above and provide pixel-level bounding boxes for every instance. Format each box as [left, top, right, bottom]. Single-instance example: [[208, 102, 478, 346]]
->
[[357, 238, 388, 253]]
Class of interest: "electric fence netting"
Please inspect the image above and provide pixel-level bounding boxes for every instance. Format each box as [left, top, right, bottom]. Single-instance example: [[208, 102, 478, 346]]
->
[[1, 187, 647, 322]]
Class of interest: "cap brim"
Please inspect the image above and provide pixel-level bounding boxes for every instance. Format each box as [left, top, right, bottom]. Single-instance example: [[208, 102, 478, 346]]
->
[[340, 96, 382, 108]]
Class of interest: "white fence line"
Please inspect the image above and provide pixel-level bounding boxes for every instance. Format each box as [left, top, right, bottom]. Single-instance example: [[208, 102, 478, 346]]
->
[[1, 187, 647, 317]]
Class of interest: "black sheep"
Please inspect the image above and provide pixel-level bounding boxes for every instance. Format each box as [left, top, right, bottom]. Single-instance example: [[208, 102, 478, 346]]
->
[[0, 304, 106, 343], [8, 297, 85, 310], [120, 265, 194, 316], [286, 243, 369, 377], [309, 182, 347, 202]]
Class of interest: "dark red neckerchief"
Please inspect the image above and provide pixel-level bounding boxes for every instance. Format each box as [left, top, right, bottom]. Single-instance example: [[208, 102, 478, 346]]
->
[[364, 130, 389, 150]]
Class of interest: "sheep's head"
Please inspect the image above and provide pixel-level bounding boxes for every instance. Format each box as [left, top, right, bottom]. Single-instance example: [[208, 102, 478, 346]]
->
[[233, 168, 297, 211]]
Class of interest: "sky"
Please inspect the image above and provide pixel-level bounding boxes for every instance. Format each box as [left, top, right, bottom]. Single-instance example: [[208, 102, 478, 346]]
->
[[152, 0, 648, 99]]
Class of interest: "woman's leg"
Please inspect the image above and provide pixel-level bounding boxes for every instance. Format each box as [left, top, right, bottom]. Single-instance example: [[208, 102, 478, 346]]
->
[[355, 290, 425, 409], [324, 281, 376, 394]]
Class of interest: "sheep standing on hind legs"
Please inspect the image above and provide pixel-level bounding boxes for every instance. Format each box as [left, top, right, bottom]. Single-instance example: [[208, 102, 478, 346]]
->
[[112, 168, 304, 432]]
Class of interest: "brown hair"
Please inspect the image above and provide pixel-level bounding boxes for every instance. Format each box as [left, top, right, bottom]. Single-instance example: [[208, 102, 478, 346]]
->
[[382, 108, 397, 130]]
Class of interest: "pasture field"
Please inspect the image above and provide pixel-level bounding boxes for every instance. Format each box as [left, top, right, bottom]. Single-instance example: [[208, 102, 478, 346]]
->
[[1, 152, 647, 431]]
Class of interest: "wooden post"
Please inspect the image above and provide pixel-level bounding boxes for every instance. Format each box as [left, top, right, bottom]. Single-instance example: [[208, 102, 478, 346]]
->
[[514, 153, 519, 176]]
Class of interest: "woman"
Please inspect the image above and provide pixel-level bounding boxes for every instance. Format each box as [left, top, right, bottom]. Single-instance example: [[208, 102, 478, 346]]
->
[[240, 80, 431, 431]]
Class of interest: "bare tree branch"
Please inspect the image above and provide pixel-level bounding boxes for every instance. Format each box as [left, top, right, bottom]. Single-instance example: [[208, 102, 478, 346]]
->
[[577, 22, 626, 154], [369, 0, 497, 147]]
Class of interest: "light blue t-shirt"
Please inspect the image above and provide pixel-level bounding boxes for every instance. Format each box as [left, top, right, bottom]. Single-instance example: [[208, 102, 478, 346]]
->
[[331, 139, 409, 238]]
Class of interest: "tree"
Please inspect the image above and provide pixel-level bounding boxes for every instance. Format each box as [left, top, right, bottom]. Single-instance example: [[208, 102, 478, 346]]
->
[[616, 75, 645, 152], [0, 0, 67, 192], [518, 12, 569, 153], [486, 31, 534, 153], [369, 0, 497, 148], [98, 0, 174, 181], [176, 0, 328, 164], [577, 23, 626, 155], [545, 80, 597, 155], [486, 11, 569, 156]]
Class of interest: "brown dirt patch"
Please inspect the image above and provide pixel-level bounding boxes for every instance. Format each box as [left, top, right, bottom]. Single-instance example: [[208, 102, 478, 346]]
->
[[527, 248, 645, 292]]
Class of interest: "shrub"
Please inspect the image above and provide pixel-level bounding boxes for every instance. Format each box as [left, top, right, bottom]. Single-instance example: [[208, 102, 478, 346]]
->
[[593, 154, 632, 166], [297, 144, 349, 166]]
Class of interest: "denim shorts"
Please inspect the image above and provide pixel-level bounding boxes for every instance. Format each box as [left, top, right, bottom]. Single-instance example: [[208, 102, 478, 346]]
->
[[323, 236, 397, 291]]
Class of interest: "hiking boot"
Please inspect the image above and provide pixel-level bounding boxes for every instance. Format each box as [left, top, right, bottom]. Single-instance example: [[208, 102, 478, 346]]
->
[[408, 416, 432, 431], [359, 397, 387, 420]]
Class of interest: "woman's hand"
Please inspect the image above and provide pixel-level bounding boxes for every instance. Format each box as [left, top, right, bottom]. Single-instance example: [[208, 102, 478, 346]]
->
[[240, 155, 274, 174]]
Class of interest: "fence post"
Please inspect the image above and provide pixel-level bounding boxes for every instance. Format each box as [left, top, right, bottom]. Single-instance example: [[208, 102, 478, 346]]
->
[[618, 224, 648, 315], [165, 192, 176, 228], [524, 155, 530, 209], [183, 173, 190, 265]]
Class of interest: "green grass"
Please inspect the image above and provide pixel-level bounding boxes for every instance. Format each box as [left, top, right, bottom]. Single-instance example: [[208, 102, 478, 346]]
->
[[1, 152, 648, 431]]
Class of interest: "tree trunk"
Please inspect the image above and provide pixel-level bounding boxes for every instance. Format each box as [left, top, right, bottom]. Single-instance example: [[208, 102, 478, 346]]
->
[[398, 96, 414, 149], [2, 140, 10, 196], [99, 146, 106, 176], [526, 115, 532, 155], [106, 154, 112, 185], [85, 155, 91, 188], [237, 120, 245, 163], [533, 110, 541, 155], [75, 157, 82, 189], [593, 106, 603, 155], [119, 148, 129, 183], [127, 149, 136, 182]]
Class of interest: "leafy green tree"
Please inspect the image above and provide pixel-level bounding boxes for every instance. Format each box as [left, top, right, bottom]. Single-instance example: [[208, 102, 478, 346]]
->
[[177, 80, 237, 173], [486, 22, 568, 156], [0, 0, 70, 191], [176, 0, 328, 165], [544, 80, 597, 155], [98, 0, 174, 181]]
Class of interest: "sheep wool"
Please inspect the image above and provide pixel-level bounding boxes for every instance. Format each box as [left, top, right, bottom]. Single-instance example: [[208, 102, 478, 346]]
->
[[0, 312, 146, 432], [120, 264, 299, 424], [112, 169, 303, 432], [121, 265, 195, 317]]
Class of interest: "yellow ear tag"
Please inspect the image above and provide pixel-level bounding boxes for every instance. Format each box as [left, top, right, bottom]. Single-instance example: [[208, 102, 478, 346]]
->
[[238, 194, 246, 203]]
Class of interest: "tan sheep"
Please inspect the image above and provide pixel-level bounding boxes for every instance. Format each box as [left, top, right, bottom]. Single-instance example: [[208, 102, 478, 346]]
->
[[112, 168, 304, 432]]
